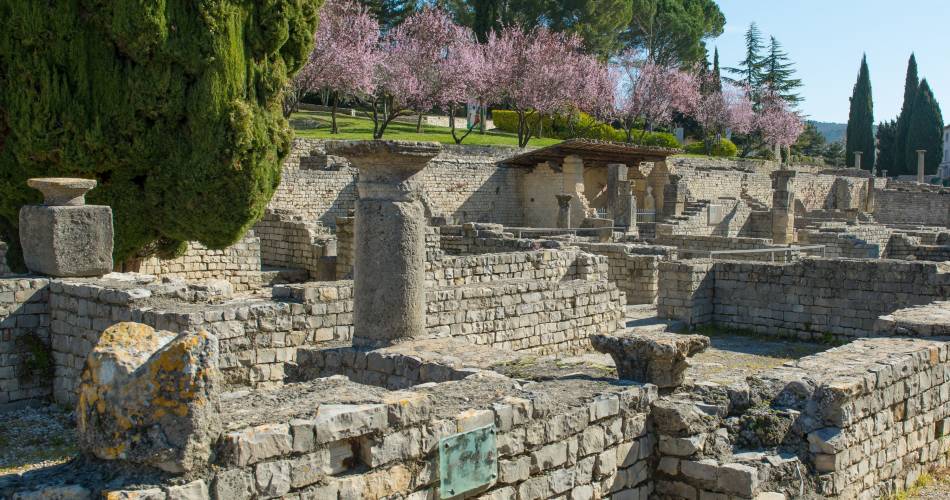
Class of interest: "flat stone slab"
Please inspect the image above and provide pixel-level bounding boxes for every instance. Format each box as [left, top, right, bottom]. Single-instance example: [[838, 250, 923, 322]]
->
[[591, 331, 710, 388], [874, 301, 950, 337]]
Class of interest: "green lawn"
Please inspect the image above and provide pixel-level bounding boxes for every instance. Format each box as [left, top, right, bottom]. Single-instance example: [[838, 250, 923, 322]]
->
[[290, 110, 562, 147]]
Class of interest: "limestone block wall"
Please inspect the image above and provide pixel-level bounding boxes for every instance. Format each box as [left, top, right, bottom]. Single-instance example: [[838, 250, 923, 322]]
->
[[874, 187, 950, 227], [522, 162, 565, 227], [267, 140, 526, 231], [797, 224, 894, 259], [886, 233, 950, 262], [426, 249, 607, 288], [655, 199, 753, 238], [0, 278, 50, 409], [655, 234, 800, 262], [135, 232, 262, 291], [658, 258, 950, 339], [788, 338, 950, 498], [254, 210, 336, 279], [572, 242, 677, 305]]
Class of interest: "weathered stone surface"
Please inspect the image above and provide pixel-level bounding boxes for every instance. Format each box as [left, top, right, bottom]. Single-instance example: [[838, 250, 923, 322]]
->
[[27, 177, 97, 206], [77, 322, 221, 473], [591, 331, 709, 388], [20, 205, 113, 277], [12, 485, 92, 500]]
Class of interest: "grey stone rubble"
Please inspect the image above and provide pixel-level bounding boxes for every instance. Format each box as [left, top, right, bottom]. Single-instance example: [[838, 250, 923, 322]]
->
[[0, 139, 949, 500]]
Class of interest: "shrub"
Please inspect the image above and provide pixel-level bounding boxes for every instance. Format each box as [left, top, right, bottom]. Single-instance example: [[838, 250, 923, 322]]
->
[[492, 109, 682, 148], [685, 139, 739, 157], [0, 0, 321, 270]]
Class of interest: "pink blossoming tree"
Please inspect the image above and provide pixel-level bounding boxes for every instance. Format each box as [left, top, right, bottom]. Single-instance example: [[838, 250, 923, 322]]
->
[[693, 73, 755, 153], [487, 26, 603, 147], [754, 92, 805, 160], [294, 0, 380, 133], [613, 51, 700, 143]]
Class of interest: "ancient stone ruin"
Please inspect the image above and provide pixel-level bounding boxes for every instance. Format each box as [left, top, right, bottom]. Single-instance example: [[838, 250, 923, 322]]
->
[[1, 139, 948, 500]]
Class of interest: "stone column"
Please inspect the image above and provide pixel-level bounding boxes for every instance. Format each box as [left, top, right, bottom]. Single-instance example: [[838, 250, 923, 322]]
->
[[555, 194, 573, 229], [606, 163, 628, 221], [917, 150, 927, 183], [770, 170, 796, 244], [865, 176, 876, 213], [562, 155, 588, 224], [20, 178, 113, 277], [853, 151, 863, 170], [325, 140, 440, 348], [662, 174, 686, 219]]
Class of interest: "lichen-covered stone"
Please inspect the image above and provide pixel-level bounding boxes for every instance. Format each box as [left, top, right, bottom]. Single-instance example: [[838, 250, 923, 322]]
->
[[77, 322, 221, 473], [591, 331, 709, 388]]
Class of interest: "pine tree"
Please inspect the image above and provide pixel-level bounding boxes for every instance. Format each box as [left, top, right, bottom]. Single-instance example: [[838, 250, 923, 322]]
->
[[0, 0, 321, 270], [894, 54, 919, 175], [761, 36, 802, 105], [904, 79, 944, 175], [360, 0, 415, 31], [845, 56, 875, 170], [875, 120, 898, 172], [725, 23, 765, 92]]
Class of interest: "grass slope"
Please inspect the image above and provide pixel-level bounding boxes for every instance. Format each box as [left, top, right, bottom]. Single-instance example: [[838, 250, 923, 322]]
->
[[290, 110, 562, 147]]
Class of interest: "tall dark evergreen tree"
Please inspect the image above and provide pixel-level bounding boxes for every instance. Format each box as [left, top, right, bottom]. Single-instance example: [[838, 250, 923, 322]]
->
[[725, 23, 765, 92], [845, 55, 875, 169], [360, 0, 415, 31], [894, 54, 919, 174], [904, 79, 944, 175], [875, 120, 898, 172], [761, 36, 802, 104], [711, 47, 722, 92]]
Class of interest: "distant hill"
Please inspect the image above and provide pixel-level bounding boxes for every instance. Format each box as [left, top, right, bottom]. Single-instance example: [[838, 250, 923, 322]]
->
[[809, 121, 847, 143]]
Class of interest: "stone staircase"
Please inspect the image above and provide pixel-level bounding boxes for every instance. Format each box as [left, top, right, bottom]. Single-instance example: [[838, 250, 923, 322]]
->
[[740, 186, 769, 211]]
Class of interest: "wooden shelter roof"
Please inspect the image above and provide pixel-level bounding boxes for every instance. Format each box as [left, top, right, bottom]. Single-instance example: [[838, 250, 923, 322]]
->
[[501, 139, 681, 168]]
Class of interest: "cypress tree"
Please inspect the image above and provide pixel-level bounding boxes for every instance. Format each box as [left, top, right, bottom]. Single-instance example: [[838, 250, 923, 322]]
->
[[845, 56, 875, 170], [875, 120, 898, 172], [895, 54, 919, 174], [712, 47, 722, 92], [904, 79, 944, 175], [0, 0, 321, 271]]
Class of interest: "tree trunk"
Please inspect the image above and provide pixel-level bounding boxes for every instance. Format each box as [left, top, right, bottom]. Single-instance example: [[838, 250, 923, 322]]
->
[[416, 113, 423, 133], [479, 103, 486, 134], [330, 92, 339, 134]]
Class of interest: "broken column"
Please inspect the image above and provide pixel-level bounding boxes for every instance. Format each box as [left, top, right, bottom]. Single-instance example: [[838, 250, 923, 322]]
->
[[865, 175, 877, 213], [562, 155, 589, 224], [662, 174, 686, 219], [606, 163, 636, 232], [770, 170, 796, 244], [591, 331, 709, 388], [853, 151, 863, 170], [326, 141, 440, 348], [917, 150, 927, 183], [19, 177, 113, 277], [555, 193, 573, 228]]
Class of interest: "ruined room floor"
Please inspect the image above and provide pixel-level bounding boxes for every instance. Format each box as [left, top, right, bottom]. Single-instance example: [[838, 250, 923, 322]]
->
[[0, 405, 76, 476]]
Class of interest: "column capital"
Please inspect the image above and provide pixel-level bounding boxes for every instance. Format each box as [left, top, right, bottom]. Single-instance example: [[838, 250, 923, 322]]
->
[[325, 140, 441, 201], [27, 177, 97, 206]]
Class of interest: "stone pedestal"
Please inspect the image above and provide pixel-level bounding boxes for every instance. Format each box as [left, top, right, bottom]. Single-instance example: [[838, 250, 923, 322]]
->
[[770, 170, 796, 245], [325, 141, 441, 348], [555, 194, 573, 229], [20, 178, 113, 277], [662, 174, 686, 219], [917, 150, 927, 183]]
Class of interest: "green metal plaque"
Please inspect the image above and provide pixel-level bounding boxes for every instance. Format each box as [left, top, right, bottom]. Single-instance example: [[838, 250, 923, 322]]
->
[[439, 424, 498, 498]]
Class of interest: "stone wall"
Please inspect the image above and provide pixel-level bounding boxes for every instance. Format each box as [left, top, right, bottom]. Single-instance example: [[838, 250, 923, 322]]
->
[[874, 187, 950, 227], [797, 224, 894, 259], [572, 242, 677, 305], [655, 199, 754, 238], [655, 234, 800, 262], [254, 210, 336, 279], [658, 258, 950, 339], [266, 140, 526, 231], [522, 162, 566, 227], [0, 278, 50, 409], [135, 232, 263, 291], [887, 233, 950, 262]]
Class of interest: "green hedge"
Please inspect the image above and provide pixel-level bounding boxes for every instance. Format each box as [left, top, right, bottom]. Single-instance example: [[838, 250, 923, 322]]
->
[[492, 110, 681, 148], [685, 139, 738, 157]]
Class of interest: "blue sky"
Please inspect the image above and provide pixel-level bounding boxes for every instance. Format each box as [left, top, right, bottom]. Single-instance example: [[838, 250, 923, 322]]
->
[[714, 0, 949, 123]]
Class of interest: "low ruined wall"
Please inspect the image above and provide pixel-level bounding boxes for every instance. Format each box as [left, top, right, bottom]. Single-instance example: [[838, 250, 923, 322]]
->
[[572, 242, 676, 305], [0, 278, 50, 409], [874, 187, 950, 227], [254, 210, 336, 279], [655, 234, 799, 262], [887, 233, 950, 262], [426, 249, 607, 288], [135, 232, 262, 291], [797, 224, 893, 259], [658, 258, 950, 339]]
